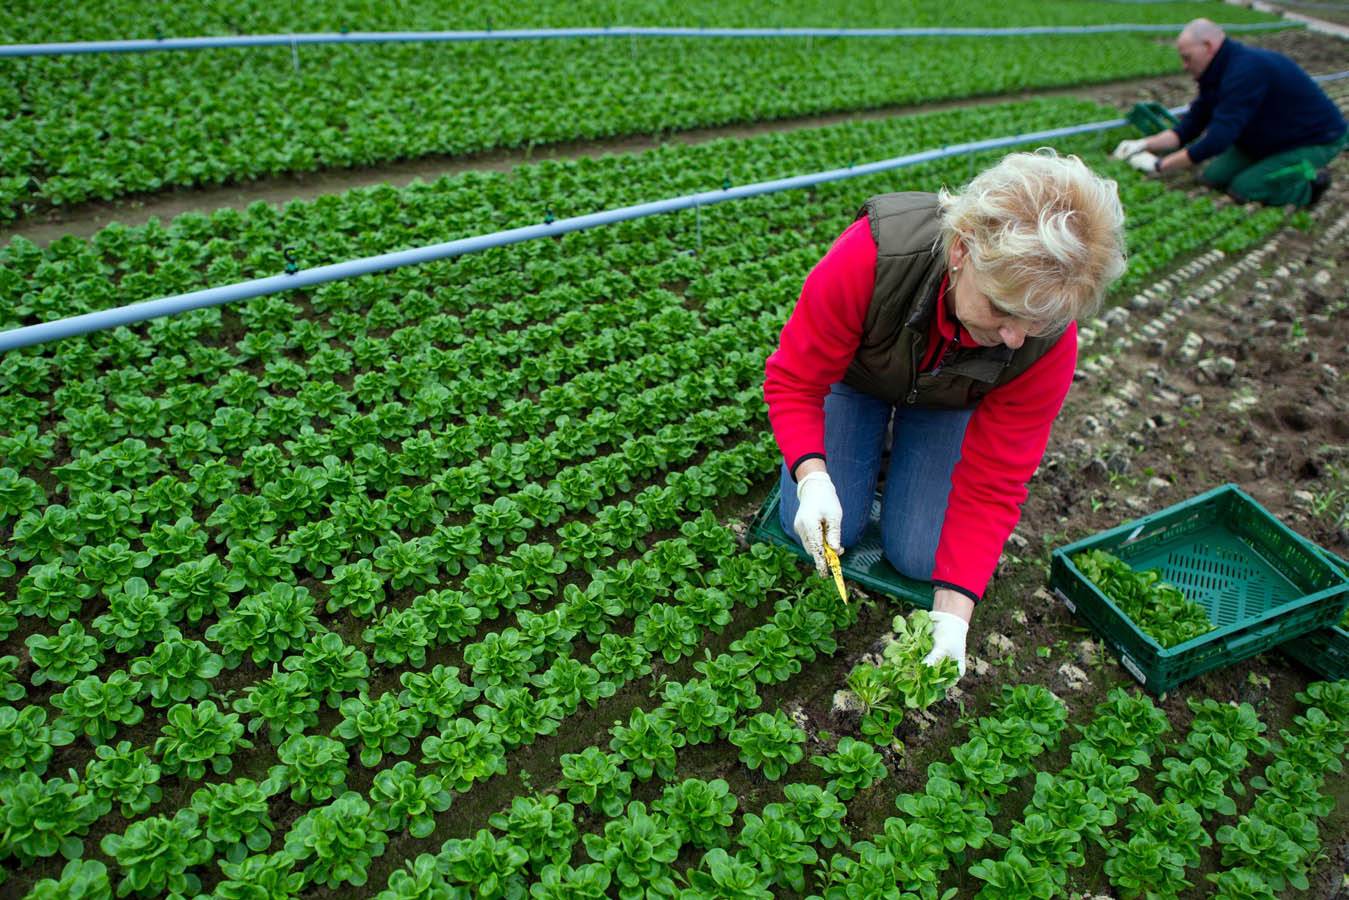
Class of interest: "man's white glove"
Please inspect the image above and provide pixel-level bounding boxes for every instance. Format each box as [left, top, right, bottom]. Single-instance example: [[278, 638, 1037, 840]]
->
[[793, 470, 842, 576], [923, 611, 969, 678], [1111, 138, 1150, 161], [1128, 151, 1161, 175]]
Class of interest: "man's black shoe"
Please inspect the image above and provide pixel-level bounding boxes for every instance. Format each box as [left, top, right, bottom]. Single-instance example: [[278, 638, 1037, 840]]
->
[[1308, 168, 1331, 208]]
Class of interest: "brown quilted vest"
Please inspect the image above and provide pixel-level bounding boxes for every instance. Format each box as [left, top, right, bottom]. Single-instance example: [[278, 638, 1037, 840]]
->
[[842, 192, 1062, 407]]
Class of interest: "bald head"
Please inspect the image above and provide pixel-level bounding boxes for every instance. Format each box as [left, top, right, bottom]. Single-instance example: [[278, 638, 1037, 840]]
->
[[1177, 18, 1226, 79]]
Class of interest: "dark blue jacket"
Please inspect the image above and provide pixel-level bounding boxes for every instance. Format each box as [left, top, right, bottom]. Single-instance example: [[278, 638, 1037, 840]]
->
[[1175, 39, 1346, 164]]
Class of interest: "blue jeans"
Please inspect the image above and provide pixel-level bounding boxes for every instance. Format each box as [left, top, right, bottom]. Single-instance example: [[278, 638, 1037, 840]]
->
[[779, 382, 973, 580]]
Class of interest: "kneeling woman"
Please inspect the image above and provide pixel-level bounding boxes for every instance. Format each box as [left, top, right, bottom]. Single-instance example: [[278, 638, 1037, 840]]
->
[[764, 149, 1127, 678]]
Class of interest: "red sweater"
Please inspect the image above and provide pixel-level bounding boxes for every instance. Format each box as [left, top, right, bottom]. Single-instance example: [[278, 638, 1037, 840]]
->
[[763, 218, 1077, 600]]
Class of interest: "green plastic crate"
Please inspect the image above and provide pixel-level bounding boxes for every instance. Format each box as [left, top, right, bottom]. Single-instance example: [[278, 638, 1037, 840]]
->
[[1279, 547, 1349, 680], [1050, 484, 1349, 695], [748, 485, 932, 608]]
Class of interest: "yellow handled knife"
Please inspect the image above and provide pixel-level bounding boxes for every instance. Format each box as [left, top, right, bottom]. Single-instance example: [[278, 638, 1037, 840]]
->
[[821, 525, 847, 604]]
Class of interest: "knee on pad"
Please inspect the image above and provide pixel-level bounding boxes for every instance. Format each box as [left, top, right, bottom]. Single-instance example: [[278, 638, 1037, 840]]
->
[[882, 534, 933, 582]]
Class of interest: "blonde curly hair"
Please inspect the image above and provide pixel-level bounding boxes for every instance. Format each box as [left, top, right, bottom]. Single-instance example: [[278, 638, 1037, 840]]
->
[[937, 148, 1127, 332]]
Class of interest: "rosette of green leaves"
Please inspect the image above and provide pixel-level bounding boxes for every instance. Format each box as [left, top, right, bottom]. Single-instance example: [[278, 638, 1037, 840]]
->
[[926, 738, 1019, 815], [323, 559, 386, 617], [731, 624, 800, 684], [1249, 759, 1333, 817], [83, 740, 161, 817], [214, 851, 305, 900], [474, 496, 534, 551], [636, 604, 701, 665], [0, 604, 15, 644], [611, 707, 683, 782], [559, 747, 633, 817], [154, 553, 243, 624], [990, 813, 1083, 889], [369, 760, 452, 839], [76, 540, 151, 592], [284, 631, 370, 709], [676, 585, 734, 634], [694, 653, 760, 714], [1026, 771, 1117, 850], [91, 577, 172, 654], [592, 633, 652, 683], [155, 699, 251, 781], [532, 657, 615, 715], [505, 543, 568, 601], [530, 862, 613, 900], [130, 631, 224, 704], [873, 817, 949, 894], [207, 493, 277, 547], [142, 515, 208, 565], [225, 537, 303, 590], [518, 608, 576, 663], [285, 791, 388, 889], [270, 733, 348, 804], [465, 563, 531, 616], [812, 737, 887, 800], [412, 588, 483, 646], [0, 467, 45, 524], [26, 621, 104, 686], [1297, 680, 1349, 725], [372, 535, 440, 592], [399, 665, 479, 726], [51, 670, 145, 743], [816, 840, 907, 897], [487, 794, 577, 872], [968, 715, 1053, 779], [556, 522, 614, 571], [730, 710, 805, 781], [1155, 755, 1237, 817], [376, 853, 447, 900], [1214, 815, 1311, 893], [465, 629, 535, 690], [205, 583, 319, 667], [995, 684, 1068, 746], [364, 606, 434, 668], [1104, 830, 1193, 898], [234, 668, 320, 746], [100, 808, 213, 898], [438, 829, 529, 898], [647, 538, 700, 588], [1060, 746, 1141, 812], [334, 691, 424, 767], [135, 475, 197, 520], [11, 504, 83, 563], [286, 519, 349, 578], [1279, 707, 1346, 774], [1205, 867, 1279, 900], [736, 805, 818, 892], [0, 771, 102, 865], [583, 801, 681, 900], [420, 717, 507, 792], [680, 847, 773, 899], [558, 583, 621, 644], [23, 859, 111, 900], [653, 778, 737, 850], [189, 778, 276, 864], [771, 598, 839, 662], [895, 773, 992, 856], [661, 679, 733, 746], [1074, 687, 1171, 767], [781, 783, 850, 849], [968, 846, 1057, 899], [0, 704, 74, 776], [478, 685, 562, 747], [15, 561, 94, 623]]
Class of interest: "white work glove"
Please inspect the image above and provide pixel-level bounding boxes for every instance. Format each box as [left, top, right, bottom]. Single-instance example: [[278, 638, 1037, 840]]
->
[[923, 611, 969, 678], [1111, 137, 1150, 160], [1128, 151, 1161, 175], [793, 470, 842, 576]]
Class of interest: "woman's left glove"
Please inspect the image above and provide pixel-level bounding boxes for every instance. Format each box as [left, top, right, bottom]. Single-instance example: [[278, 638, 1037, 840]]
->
[[923, 611, 969, 677], [793, 470, 843, 576]]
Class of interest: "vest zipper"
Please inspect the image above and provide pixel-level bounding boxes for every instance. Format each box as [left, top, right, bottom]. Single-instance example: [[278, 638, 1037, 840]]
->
[[908, 331, 959, 404]]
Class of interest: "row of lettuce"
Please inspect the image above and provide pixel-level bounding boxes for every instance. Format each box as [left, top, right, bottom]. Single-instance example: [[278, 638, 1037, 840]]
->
[[0, 14, 1297, 224]]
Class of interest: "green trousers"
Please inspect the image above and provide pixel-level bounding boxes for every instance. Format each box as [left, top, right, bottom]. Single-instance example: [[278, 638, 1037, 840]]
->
[[1199, 134, 1346, 207]]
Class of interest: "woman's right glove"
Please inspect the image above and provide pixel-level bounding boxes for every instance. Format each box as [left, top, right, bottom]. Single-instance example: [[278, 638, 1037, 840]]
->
[[793, 470, 843, 576], [1111, 138, 1150, 160]]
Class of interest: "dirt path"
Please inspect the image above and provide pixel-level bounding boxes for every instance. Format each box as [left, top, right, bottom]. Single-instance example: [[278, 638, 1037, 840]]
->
[[4, 29, 1343, 248]]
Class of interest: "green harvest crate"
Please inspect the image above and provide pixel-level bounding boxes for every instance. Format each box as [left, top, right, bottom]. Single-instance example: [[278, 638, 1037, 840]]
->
[[1279, 547, 1349, 680], [748, 484, 932, 608], [1050, 483, 1349, 695]]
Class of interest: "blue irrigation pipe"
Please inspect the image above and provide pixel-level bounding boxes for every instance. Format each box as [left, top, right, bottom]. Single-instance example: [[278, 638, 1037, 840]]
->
[[0, 22, 1296, 58], [0, 113, 1159, 354]]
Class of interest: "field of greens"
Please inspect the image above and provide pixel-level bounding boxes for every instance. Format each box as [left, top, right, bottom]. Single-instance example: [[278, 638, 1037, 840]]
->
[[3, 3, 1348, 898], [0, 1, 1287, 222]]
